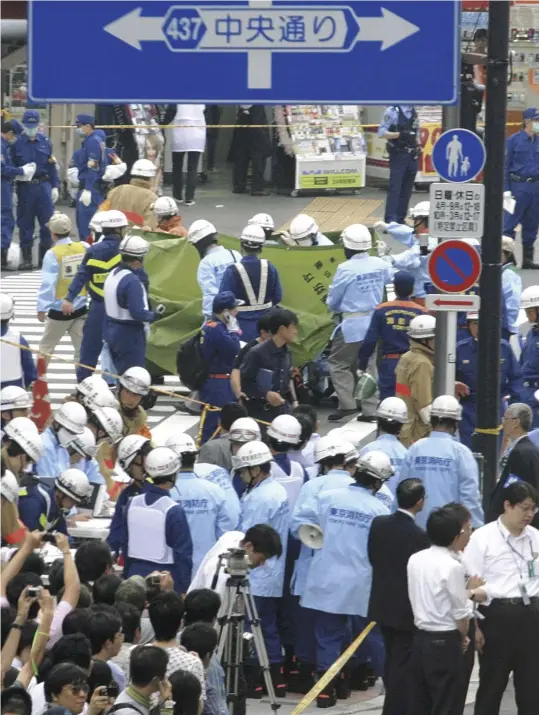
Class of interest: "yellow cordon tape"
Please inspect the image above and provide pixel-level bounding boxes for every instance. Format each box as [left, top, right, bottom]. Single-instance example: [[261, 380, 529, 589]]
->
[[0, 337, 271, 427], [474, 425, 503, 435], [290, 621, 376, 715]]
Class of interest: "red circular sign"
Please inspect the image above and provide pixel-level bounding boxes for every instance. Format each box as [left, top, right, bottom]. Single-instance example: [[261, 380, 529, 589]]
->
[[427, 240, 482, 294]]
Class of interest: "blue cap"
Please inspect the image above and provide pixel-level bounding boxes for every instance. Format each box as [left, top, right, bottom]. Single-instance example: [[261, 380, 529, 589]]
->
[[523, 107, 539, 120], [212, 291, 243, 313], [22, 109, 40, 126], [76, 113, 95, 126], [393, 270, 415, 297]]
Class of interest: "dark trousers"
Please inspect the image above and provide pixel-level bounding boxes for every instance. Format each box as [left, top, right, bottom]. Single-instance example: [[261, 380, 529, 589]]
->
[[408, 629, 464, 715], [474, 600, 539, 715], [233, 142, 266, 193], [385, 151, 418, 224], [172, 151, 199, 202], [252, 596, 282, 664], [380, 626, 414, 715]]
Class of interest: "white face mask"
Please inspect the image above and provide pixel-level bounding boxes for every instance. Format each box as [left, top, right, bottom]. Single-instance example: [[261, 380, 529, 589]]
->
[[25, 127, 38, 137], [532, 121, 539, 133]]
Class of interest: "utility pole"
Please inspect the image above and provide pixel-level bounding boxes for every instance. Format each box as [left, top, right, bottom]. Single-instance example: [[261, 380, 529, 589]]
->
[[472, 0, 510, 511]]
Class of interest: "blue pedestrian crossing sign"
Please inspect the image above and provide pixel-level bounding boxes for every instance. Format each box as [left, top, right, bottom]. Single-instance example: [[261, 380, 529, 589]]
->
[[432, 129, 486, 184]]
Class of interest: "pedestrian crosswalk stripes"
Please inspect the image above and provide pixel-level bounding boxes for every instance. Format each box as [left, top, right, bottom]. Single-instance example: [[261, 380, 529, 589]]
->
[[1, 270, 195, 432]]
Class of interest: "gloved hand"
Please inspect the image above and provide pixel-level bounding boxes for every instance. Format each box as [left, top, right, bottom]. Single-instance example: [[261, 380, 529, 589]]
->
[[356, 369, 365, 379], [373, 220, 389, 233], [102, 162, 127, 183], [226, 315, 241, 333], [381, 254, 394, 266], [79, 189, 92, 207], [154, 303, 166, 316], [503, 191, 515, 214], [51, 187, 59, 204], [280, 231, 295, 247], [377, 239, 389, 257], [21, 162, 36, 181]]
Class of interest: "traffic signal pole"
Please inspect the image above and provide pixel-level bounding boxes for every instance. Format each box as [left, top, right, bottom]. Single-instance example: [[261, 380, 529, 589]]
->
[[472, 0, 510, 511]]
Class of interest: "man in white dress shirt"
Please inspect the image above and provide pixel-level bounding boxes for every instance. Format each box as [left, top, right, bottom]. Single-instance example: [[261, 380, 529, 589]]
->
[[407, 505, 481, 715], [463, 481, 539, 715]]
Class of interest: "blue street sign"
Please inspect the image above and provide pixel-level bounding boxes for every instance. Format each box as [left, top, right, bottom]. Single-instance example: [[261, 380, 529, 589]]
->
[[29, 0, 460, 104], [431, 129, 486, 184]]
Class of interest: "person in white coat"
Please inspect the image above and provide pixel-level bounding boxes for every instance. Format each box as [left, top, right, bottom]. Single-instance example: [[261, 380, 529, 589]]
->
[[172, 104, 206, 206]]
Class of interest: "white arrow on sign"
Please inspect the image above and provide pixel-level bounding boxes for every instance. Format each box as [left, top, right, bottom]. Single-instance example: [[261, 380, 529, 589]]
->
[[425, 294, 480, 313], [104, 4, 420, 88]]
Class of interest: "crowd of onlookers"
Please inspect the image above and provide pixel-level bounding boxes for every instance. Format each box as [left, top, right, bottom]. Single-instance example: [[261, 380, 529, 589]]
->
[[1, 530, 228, 715]]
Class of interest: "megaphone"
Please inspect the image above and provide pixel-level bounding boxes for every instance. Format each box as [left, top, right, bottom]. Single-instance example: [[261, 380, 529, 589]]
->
[[298, 523, 324, 550]]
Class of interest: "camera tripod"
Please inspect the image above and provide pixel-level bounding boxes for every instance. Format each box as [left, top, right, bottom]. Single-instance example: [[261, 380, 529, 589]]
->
[[217, 574, 281, 715]]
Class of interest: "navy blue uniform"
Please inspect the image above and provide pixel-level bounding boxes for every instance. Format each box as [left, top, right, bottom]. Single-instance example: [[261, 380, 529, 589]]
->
[[456, 337, 521, 448], [66, 235, 121, 381], [379, 106, 419, 224], [76, 130, 107, 240], [17, 481, 68, 534], [240, 338, 293, 426], [358, 299, 427, 400], [519, 324, 539, 428], [504, 129, 539, 248], [220, 256, 283, 341], [10, 133, 58, 250], [199, 320, 241, 444], [1, 135, 24, 250]]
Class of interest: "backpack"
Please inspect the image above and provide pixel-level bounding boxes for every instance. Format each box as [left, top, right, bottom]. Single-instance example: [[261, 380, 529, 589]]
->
[[176, 331, 209, 390]]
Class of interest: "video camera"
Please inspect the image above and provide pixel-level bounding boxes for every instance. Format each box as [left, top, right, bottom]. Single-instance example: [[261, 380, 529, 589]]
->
[[222, 548, 251, 578]]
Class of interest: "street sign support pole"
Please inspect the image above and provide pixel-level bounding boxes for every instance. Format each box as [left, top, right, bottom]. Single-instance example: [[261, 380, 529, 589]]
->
[[434, 104, 461, 397], [472, 0, 510, 511]]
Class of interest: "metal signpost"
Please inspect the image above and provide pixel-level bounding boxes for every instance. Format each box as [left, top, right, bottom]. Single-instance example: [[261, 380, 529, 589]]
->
[[29, 0, 460, 103]]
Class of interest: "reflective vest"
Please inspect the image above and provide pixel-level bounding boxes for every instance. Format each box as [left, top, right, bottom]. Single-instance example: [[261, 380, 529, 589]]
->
[[18, 483, 55, 530], [87, 254, 121, 298], [235, 260, 273, 312], [104, 268, 149, 323], [52, 242, 87, 299], [127, 493, 175, 564], [270, 459, 304, 511], [0, 328, 23, 382]]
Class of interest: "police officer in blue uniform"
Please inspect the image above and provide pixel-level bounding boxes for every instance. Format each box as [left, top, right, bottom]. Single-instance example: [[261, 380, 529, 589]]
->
[[518, 286, 539, 427], [199, 291, 242, 444], [1, 121, 35, 265], [62, 210, 128, 381], [73, 114, 107, 241], [378, 106, 420, 225], [504, 108, 539, 269], [10, 110, 59, 270], [219, 224, 283, 341], [104, 234, 162, 374], [358, 271, 427, 401], [456, 312, 520, 449]]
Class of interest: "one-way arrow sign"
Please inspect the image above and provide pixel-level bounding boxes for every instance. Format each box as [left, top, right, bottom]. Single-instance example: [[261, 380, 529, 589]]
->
[[28, 0, 460, 104], [425, 294, 481, 312]]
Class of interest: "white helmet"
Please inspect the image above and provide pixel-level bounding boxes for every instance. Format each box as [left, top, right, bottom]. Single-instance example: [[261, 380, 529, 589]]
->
[[240, 224, 266, 247], [144, 447, 181, 479], [6, 244, 20, 271], [408, 314, 436, 339], [248, 213, 274, 231], [431, 395, 463, 421], [131, 158, 157, 178], [341, 440, 359, 464], [55, 468, 90, 503], [91, 390, 120, 411], [501, 236, 515, 254], [327, 427, 362, 449], [267, 415, 302, 445], [290, 214, 318, 243], [0, 386, 33, 412], [314, 435, 349, 462], [341, 224, 372, 251], [4, 418, 43, 462], [0, 471, 19, 504], [91, 406, 124, 444], [89, 212, 109, 233], [77, 375, 110, 406], [188, 219, 217, 244], [235, 440, 273, 468], [228, 417, 261, 443], [65, 427, 97, 459], [356, 451, 395, 481], [100, 210, 129, 229], [521, 285, 539, 310], [376, 397, 407, 424], [0, 293, 15, 321], [165, 433, 197, 455], [119, 366, 151, 396], [153, 196, 178, 217], [409, 201, 430, 219], [119, 234, 149, 258], [466, 312, 479, 321], [54, 402, 87, 435], [117, 434, 150, 470]]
